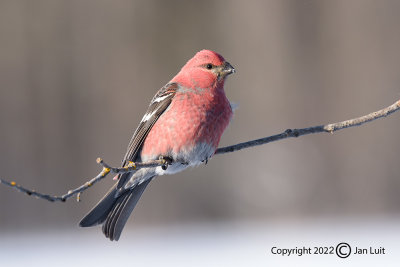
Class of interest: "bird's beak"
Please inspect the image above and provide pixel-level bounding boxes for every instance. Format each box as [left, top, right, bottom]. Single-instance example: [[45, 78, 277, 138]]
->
[[222, 61, 236, 76]]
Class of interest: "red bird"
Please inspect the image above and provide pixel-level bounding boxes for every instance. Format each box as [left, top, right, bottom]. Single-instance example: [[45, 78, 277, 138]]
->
[[79, 50, 235, 241]]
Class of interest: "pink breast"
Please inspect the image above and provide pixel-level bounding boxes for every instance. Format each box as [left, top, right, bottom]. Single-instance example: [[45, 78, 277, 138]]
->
[[141, 89, 232, 159]]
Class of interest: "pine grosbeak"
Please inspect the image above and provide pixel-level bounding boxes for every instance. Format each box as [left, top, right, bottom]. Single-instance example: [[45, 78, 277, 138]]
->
[[79, 50, 235, 241]]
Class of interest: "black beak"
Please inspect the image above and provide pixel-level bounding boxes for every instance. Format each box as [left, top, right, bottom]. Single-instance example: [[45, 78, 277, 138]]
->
[[223, 61, 236, 76]]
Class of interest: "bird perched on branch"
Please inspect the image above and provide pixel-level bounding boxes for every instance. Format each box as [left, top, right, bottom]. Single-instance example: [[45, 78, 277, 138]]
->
[[79, 50, 235, 241]]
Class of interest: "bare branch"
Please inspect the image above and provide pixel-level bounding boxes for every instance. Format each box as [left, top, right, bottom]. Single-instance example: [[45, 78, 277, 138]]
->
[[0, 99, 399, 202], [0, 157, 171, 202], [215, 100, 400, 155]]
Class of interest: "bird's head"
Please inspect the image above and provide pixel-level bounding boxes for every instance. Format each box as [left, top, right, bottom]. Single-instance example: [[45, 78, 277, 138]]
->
[[173, 50, 235, 89]]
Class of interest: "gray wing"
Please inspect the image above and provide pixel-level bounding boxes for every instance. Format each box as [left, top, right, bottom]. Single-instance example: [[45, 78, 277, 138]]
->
[[117, 82, 178, 188], [79, 82, 178, 230]]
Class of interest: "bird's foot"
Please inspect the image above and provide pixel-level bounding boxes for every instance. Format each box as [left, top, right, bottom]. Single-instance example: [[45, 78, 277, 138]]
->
[[201, 158, 209, 165], [159, 156, 173, 170]]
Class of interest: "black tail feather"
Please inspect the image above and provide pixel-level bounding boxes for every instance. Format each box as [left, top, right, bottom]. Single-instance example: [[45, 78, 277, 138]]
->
[[79, 178, 152, 241], [79, 184, 118, 227], [103, 179, 152, 241]]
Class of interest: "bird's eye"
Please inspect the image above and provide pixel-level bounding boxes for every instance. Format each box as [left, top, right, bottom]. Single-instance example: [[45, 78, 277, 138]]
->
[[206, 64, 213, 69]]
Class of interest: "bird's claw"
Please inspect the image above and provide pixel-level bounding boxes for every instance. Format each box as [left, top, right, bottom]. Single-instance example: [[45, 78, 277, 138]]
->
[[159, 156, 173, 170]]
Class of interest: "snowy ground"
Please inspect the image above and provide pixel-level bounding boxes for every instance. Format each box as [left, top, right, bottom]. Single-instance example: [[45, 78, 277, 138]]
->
[[1, 216, 400, 267]]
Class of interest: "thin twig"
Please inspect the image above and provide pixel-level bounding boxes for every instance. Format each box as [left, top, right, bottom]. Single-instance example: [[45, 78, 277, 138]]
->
[[0, 157, 171, 202], [0, 99, 399, 202], [215, 99, 400, 155]]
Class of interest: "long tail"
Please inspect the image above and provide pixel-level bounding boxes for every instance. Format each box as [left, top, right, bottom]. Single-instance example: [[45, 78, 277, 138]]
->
[[79, 178, 152, 241]]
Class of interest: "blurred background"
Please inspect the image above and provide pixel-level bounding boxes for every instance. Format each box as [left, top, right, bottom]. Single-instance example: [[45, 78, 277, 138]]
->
[[1, 0, 400, 266]]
